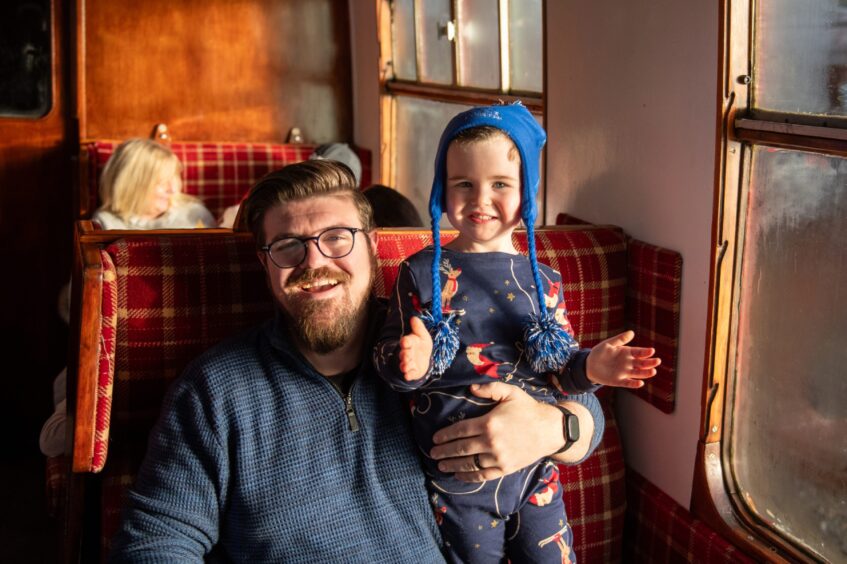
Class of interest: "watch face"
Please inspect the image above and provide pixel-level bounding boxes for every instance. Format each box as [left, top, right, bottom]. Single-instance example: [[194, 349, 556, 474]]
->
[[565, 413, 580, 442]]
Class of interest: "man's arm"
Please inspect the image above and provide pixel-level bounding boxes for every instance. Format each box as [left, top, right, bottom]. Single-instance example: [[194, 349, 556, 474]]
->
[[428, 382, 604, 482], [109, 372, 226, 562]]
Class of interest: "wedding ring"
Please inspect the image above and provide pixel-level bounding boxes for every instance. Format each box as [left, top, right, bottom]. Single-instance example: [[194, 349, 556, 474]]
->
[[473, 453, 482, 470]]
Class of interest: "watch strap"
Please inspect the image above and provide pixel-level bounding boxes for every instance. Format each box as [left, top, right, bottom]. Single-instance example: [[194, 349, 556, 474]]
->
[[552, 404, 580, 454]]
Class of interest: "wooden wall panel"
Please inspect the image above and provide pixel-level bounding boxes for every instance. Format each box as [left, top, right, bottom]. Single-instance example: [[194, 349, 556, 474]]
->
[[79, 0, 352, 143], [0, 0, 73, 455]]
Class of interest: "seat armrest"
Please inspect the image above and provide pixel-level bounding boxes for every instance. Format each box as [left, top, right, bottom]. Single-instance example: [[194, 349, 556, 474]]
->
[[70, 222, 114, 472]]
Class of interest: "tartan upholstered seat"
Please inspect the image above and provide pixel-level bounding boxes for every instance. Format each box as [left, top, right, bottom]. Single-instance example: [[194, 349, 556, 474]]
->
[[70, 223, 628, 562], [78, 141, 373, 218]]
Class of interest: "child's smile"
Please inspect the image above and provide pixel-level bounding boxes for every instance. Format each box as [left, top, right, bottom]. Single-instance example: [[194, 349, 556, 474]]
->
[[444, 135, 523, 254]]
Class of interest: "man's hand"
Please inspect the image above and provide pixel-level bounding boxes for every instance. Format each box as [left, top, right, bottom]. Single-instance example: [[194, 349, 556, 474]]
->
[[429, 382, 570, 482], [399, 316, 433, 381], [586, 330, 661, 388]]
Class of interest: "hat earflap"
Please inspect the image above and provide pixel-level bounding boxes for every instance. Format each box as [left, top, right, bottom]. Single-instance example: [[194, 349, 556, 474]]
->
[[422, 217, 460, 375], [521, 220, 579, 373]]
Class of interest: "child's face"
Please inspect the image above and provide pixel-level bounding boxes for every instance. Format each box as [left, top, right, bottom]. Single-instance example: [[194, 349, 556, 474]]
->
[[444, 134, 522, 253], [144, 170, 181, 219]]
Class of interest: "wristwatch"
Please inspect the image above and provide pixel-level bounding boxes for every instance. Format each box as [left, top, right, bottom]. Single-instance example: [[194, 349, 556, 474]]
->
[[553, 405, 580, 454]]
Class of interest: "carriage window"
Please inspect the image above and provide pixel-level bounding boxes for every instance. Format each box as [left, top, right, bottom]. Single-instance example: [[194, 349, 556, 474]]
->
[[704, 0, 847, 561], [379, 0, 543, 212], [395, 97, 473, 221], [732, 148, 846, 561], [0, 0, 51, 119], [754, 0, 847, 117]]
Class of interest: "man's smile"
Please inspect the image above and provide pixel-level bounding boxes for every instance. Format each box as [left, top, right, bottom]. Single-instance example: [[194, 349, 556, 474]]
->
[[298, 279, 341, 293]]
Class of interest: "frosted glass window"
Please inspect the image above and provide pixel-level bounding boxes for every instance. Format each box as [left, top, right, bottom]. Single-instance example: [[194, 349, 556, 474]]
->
[[755, 0, 847, 116], [392, 0, 417, 80], [456, 0, 500, 89], [731, 147, 847, 562], [418, 0, 454, 84], [395, 97, 473, 223], [509, 0, 542, 93]]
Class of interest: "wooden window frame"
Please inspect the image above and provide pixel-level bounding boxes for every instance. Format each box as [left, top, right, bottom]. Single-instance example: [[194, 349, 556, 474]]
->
[[694, 2, 847, 562], [377, 0, 546, 188]]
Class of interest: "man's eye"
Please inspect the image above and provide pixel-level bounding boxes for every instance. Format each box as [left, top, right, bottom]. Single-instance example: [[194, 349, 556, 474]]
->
[[273, 239, 301, 252], [322, 230, 352, 242]]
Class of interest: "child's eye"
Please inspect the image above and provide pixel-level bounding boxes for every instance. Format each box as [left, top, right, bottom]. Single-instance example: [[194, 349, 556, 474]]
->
[[493, 181, 511, 189], [451, 181, 472, 189]]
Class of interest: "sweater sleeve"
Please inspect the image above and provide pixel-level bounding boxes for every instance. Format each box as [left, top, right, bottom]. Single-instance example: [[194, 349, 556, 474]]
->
[[373, 261, 434, 391], [546, 269, 601, 395], [559, 391, 606, 465], [108, 366, 228, 562]]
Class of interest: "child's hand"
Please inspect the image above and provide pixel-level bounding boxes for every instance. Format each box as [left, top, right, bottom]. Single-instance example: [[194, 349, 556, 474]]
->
[[586, 330, 661, 388], [399, 316, 433, 381]]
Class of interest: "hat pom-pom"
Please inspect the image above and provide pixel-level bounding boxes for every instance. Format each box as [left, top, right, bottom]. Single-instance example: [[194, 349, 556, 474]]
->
[[420, 309, 460, 375], [523, 313, 578, 373]]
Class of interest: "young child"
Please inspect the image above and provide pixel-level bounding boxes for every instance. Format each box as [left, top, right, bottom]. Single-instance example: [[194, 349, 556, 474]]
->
[[93, 138, 215, 229], [374, 103, 660, 563]]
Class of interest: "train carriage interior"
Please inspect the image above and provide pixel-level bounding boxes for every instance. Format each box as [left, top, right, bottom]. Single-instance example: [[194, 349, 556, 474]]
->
[[0, 0, 844, 562]]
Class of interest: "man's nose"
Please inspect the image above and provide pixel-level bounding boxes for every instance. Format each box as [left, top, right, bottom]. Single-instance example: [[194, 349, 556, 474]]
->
[[300, 239, 330, 269]]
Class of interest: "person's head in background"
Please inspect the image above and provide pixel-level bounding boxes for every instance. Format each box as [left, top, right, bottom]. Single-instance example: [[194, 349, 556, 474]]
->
[[363, 184, 424, 228], [309, 143, 362, 188], [98, 139, 186, 221]]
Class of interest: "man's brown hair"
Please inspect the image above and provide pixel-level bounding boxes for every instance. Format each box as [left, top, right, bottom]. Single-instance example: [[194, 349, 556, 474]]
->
[[235, 160, 375, 245]]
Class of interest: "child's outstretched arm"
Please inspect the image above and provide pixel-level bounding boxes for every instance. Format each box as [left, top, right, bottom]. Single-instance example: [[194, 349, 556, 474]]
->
[[399, 316, 433, 381], [586, 330, 661, 388]]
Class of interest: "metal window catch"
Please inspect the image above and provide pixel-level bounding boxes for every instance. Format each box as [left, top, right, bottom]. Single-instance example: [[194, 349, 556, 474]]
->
[[437, 20, 456, 42]]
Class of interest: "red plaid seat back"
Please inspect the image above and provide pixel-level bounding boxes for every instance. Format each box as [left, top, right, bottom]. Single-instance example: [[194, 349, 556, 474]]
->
[[80, 141, 373, 218], [90, 226, 627, 561]]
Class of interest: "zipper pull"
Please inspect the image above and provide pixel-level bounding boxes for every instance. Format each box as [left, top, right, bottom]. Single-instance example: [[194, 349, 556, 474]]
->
[[345, 393, 360, 432]]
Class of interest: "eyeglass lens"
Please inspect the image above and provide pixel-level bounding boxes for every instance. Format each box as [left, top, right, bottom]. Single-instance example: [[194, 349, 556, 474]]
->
[[268, 227, 356, 268]]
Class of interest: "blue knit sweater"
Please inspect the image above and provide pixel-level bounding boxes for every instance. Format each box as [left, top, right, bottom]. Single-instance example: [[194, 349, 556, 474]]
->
[[109, 312, 445, 563]]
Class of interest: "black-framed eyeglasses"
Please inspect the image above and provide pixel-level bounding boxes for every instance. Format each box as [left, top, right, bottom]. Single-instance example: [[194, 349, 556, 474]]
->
[[260, 227, 365, 269]]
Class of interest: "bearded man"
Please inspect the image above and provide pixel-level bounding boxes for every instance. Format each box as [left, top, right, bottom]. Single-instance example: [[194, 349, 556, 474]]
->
[[110, 160, 603, 563]]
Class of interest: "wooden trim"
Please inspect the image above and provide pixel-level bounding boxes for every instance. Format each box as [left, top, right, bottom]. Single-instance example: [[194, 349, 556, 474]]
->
[[498, 0, 510, 93], [733, 126, 847, 157], [413, 0, 423, 81], [70, 221, 103, 473], [541, 0, 547, 223], [77, 145, 92, 218], [384, 80, 543, 113], [736, 118, 847, 141], [451, 0, 460, 87], [75, 0, 86, 139], [377, 0, 394, 186], [691, 443, 801, 563], [695, 2, 840, 562]]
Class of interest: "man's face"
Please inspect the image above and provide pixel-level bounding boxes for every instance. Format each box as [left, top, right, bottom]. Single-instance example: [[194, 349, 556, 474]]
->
[[259, 194, 378, 354]]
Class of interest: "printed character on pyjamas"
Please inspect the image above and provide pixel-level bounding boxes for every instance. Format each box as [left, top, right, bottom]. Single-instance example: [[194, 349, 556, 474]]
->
[[374, 103, 661, 563]]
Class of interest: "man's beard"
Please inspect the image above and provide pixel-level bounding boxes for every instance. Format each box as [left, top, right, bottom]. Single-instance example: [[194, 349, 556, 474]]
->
[[280, 253, 376, 355]]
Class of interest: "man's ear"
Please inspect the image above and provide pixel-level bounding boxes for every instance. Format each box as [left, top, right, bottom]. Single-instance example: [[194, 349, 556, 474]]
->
[[367, 229, 379, 255], [257, 250, 268, 271]]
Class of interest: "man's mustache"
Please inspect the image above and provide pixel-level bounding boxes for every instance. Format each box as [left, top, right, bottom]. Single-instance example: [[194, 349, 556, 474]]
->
[[284, 267, 351, 289]]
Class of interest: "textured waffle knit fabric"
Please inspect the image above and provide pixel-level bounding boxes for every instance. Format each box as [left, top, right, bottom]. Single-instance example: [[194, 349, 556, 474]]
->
[[109, 311, 444, 563]]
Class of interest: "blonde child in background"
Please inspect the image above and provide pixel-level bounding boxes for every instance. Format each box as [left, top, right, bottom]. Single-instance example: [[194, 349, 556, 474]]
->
[[375, 103, 660, 563], [41, 139, 215, 461], [92, 138, 215, 229]]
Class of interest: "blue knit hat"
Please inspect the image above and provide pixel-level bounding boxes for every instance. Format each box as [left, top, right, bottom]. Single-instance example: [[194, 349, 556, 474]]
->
[[423, 102, 577, 375]]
